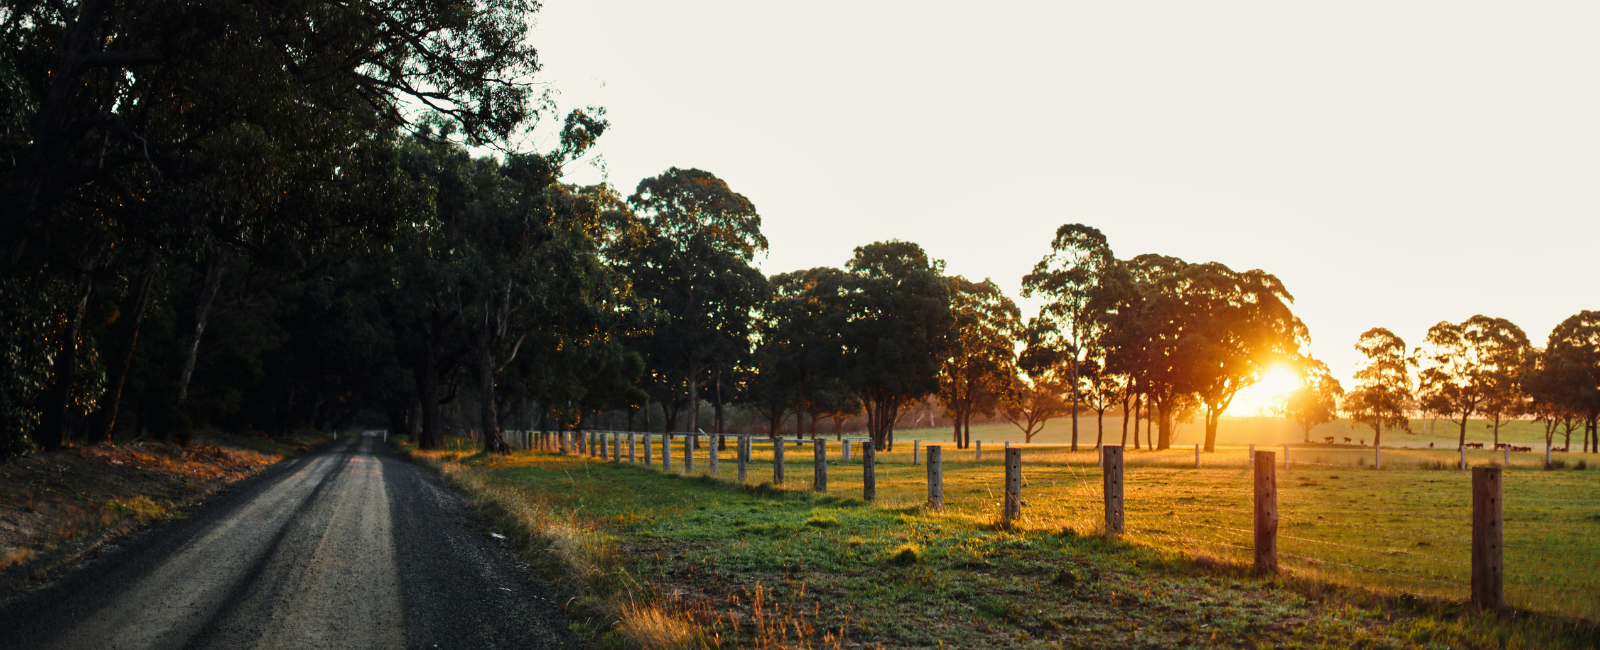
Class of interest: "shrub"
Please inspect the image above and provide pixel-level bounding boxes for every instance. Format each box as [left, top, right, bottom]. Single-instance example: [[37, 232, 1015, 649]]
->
[[889, 543, 921, 565]]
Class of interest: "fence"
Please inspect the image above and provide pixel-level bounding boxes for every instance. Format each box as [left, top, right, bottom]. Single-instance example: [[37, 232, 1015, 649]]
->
[[461, 430, 1595, 618]]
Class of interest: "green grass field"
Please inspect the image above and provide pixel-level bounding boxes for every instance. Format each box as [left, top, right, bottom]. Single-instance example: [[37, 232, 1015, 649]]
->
[[421, 432, 1600, 649], [541, 426, 1600, 621]]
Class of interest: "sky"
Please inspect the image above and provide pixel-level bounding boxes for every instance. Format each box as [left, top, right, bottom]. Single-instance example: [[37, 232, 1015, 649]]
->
[[524, 1, 1599, 414]]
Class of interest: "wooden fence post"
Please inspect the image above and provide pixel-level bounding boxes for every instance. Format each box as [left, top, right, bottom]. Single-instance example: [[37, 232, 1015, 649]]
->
[[1283, 443, 1289, 469], [1460, 445, 1466, 470], [843, 439, 851, 461], [1254, 450, 1278, 573], [685, 433, 695, 473], [913, 439, 921, 465], [613, 432, 621, 462], [1103, 445, 1123, 536], [1004, 447, 1022, 524], [814, 439, 827, 492], [1375, 443, 1381, 469], [926, 445, 944, 511], [1195, 444, 1200, 468], [663, 433, 672, 470], [774, 440, 785, 485], [1503, 445, 1509, 466], [629, 433, 636, 463], [738, 436, 749, 483], [709, 435, 719, 475], [1248, 444, 1254, 463], [863, 442, 876, 502], [976, 440, 982, 461], [1472, 466, 1504, 609], [644, 433, 652, 466]]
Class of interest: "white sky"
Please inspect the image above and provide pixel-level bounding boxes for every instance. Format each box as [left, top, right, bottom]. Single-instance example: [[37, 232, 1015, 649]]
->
[[529, 1, 1599, 413]]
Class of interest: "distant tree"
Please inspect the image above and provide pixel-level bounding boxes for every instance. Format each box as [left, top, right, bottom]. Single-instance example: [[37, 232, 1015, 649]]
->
[[1022, 224, 1120, 451], [1279, 358, 1343, 443], [1418, 316, 1531, 450], [938, 276, 1020, 449], [1003, 317, 1074, 443], [1343, 328, 1413, 449], [834, 241, 953, 451], [1542, 311, 1600, 453], [622, 168, 770, 435]]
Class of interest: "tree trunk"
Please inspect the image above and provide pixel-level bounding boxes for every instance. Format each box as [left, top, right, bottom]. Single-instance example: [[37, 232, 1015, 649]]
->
[[37, 269, 96, 451], [177, 243, 228, 404], [476, 340, 507, 453], [414, 341, 444, 450], [1203, 406, 1220, 453], [1132, 394, 1141, 450], [1156, 399, 1172, 450], [687, 364, 700, 433], [1119, 393, 1130, 447], [90, 248, 158, 443], [714, 368, 724, 434]]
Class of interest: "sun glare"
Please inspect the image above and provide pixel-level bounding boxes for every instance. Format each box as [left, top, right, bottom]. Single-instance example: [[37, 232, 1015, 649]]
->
[[1231, 365, 1301, 416]]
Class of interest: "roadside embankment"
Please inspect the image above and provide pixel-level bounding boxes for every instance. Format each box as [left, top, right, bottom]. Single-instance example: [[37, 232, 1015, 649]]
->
[[0, 431, 332, 595]]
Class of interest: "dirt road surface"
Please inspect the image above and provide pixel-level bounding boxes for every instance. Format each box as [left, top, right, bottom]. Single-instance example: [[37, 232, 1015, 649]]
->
[[0, 434, 577, 649]]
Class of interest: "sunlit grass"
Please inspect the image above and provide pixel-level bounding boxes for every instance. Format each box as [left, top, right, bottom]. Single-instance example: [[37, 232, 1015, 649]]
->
[[550, 432, 1600, 621]]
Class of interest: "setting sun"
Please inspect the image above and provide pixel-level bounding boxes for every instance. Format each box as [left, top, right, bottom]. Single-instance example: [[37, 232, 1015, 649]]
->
[[1231, 364, 1301, 416]]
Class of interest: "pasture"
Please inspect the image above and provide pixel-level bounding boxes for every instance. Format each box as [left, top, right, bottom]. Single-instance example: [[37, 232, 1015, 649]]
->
[[540, 428, 1600, 621]]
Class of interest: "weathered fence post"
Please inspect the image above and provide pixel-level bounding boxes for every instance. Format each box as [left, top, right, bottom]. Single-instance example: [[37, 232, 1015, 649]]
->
[[1460, 445, 1467, 470], [773, 440, 785, 485], [976, 440, 982, 461], [709, 435, 719, 475], [1195, 444, 1200, 468], [1375, 443, 1382, 469], [685, 433, 695, 473], [1004, 447, 1022, 524], [1103, 445, 1123, 536], [1546, 442, 1552, 469], [913, 439, 921, 465], [1254, 450, 1278, 573], [1503, 445, 1509, 466], [843, 439, 851, 461], [863, 442, 876, 502], [629, 433, 636, 463], [738, 436, 749, 482], [1248, 444, 1254, 463], [663, 433, 672, 470], [1283, 443, 1289, 469], [613, 432, 621, 462], [644, 433, 653, 466], [1472, 466, 1504, 609], [926, 445, 944, 511], [814, 439, 827, 492]]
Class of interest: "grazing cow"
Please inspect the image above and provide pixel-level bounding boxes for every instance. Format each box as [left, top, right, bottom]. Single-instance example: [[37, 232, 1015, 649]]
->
[[1343, 437, 1352, 444], [1429, 442, 1435, 448], [1511, 445, 1532, 452], [1494, 443, 1508, 450], [1465, 442, 1484, 449], [1360, 439, 1366, 446], [1553, 446, 1569, 452], [1324, 436, 1335, 444]]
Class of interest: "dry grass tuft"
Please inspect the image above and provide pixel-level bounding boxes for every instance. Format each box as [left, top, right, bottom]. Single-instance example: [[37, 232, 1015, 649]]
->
[[615, 603, 703, 650]]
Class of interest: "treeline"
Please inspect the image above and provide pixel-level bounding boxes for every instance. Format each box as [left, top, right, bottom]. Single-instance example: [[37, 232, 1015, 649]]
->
[[1309, 314, 1600, 454], [4, 1, 1596, 459]]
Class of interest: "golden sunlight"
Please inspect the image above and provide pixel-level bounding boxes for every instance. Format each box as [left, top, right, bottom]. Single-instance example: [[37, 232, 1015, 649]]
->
[[1230, 364, 1301, 416]]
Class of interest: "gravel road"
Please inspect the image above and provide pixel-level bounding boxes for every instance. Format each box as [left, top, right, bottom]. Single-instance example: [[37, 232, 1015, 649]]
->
[[0, 434, 578, 649]]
